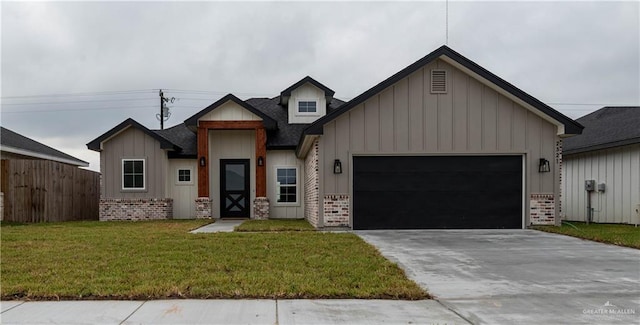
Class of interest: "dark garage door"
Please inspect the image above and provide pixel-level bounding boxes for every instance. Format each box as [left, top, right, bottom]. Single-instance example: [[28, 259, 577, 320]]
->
[[353, 156, 522, 230]]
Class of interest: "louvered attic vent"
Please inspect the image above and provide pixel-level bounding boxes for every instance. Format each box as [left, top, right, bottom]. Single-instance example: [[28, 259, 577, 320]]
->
[[430, 69, 447, 94]]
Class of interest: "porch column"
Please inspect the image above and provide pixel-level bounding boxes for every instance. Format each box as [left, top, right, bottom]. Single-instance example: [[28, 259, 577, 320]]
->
[[197, 126, 209, 197], [255, 127, 267, 197]]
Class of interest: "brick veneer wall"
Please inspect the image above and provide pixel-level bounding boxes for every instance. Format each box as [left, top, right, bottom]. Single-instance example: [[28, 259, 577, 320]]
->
[[304, 140, 320, 227], [100, 198, 173, 221], [253, 197, 269, 219], [323, 194, 349, 227], [556, 139, 563, 220], [530, 193, 555, 225], [195, 197, 212, 219]]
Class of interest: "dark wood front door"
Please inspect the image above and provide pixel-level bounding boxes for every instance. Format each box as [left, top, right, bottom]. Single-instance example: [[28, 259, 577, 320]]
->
[[220, 159, 250, 218]]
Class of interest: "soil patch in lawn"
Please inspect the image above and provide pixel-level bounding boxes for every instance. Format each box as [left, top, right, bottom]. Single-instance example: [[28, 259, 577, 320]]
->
[[1, 220, 427, 300]]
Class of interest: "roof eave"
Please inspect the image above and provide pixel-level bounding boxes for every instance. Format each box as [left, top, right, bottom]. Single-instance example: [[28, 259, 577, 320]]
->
[[1, 145, 89, 167]]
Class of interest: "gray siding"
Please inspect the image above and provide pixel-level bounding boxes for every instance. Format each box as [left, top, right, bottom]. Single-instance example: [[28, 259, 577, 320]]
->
[[562, 144, 640, 224], [319, 59, 559, 225], [101, 127, 168, 198], [266, 150, 305, 219]]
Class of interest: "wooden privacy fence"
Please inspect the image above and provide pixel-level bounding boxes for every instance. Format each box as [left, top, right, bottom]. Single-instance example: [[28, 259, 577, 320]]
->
[[1, 159, 100, 222]]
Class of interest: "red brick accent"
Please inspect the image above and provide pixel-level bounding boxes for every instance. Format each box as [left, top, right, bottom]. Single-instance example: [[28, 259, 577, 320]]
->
[[323, 194, 349, 227], [195, 197, 212, 219], [530, 193, 555, 225], [304, 140, 320, 227], [253, 197, 269, 220], [100, 198, 173, 221]]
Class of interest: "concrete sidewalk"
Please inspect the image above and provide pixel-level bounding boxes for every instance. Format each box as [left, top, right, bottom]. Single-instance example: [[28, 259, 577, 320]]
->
[[189, 219, 244, 233], [1, 299, 467, 324]]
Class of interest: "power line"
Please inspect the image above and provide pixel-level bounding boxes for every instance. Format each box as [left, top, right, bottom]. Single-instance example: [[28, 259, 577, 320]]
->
[[1, 97, 153, 106], [1, 105, 158, 114], [0, 89, 154, 100]]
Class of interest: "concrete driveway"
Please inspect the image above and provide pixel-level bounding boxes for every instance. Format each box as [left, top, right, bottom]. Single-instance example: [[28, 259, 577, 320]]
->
[[357, 229, 640, 325]]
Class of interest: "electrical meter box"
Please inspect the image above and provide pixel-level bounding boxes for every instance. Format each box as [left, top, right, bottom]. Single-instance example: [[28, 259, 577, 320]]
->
[[597, 183, 606, 192], [585, 180, 595, 191]]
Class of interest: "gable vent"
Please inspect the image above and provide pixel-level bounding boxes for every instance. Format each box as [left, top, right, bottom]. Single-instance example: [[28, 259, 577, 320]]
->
[[430, 69, 447, 94]]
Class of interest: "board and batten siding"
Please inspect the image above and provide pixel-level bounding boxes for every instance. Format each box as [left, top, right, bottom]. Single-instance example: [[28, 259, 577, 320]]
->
[[199, 101, 262, 121], [288, 83, 327, 124], [101, 127, 168, 198], [266, 150, 305, 219], [166, 159, 198, 219], [319, 58, 559, 225], [209, 130, 256, 218], [562, 144, 640, 224]]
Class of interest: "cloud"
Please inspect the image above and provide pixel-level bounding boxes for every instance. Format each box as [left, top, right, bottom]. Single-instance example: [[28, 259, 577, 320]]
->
[[1, 1, 638, 171]]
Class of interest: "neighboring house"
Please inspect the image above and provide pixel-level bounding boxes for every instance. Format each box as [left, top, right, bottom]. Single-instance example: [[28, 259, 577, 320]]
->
[[1, 127, 95, 222], [1, 127, 89, 167], [561, 106, 640, 225], [87, 45, 583, 229]]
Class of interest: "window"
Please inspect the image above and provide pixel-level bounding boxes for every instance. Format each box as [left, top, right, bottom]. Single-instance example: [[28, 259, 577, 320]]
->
[[276, 167, 298, 204], [298, 100, 317, 113], [176, 168, 193, 184], [122, 159, 145, 190]]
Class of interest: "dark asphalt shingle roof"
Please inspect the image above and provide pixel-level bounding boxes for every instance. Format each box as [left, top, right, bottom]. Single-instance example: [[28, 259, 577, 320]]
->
[[149, 96, 346, 155], [1, 126, 89, 166], [563, 106, 640, 155], [154, 124, 197, 157], [246, 96, 345, 148]]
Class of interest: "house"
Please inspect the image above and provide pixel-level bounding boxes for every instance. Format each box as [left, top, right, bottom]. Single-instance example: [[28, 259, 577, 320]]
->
[[561, 106, 640, 224], [87, 45, 583, 229], [1, 126, 89, 167], [1, 127, 97, 222]]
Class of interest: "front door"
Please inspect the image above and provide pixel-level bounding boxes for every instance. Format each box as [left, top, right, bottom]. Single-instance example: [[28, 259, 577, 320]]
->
[[220, 159, 250, 218]]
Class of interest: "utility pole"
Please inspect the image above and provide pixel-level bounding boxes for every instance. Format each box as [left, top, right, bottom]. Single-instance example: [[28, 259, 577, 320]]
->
[[159, 89, 165, 130]]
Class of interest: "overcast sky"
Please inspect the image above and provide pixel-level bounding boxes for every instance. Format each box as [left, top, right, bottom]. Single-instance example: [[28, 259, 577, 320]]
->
[[1, 1, 638, 172]]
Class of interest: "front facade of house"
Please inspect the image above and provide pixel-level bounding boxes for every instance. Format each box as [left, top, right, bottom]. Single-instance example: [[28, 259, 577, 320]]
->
[[88, 46, 583, 229], [561, 107, 640, 225]]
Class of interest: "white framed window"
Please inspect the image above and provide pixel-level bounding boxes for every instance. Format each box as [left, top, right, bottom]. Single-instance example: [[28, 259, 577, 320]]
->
[[176, 167, 193, 185], [275, 166, 298, 205], [297, 100, 318, 114], [122, 159, 145, 190]]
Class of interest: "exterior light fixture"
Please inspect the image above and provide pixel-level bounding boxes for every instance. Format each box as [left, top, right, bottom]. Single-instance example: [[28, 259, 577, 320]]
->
[[199, 156, 206, 167], [333, 159, 342, 174], [257, 156, 264, 166], [538, 158, 550, 173]]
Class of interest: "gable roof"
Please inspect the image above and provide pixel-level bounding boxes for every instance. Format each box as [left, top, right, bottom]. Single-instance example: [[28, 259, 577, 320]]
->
[[280, 76, 335, 105], [184, 94, 277, 130], [87, 118, 180, 152], [302, 45, 584, 140], [155, 123, 197, 158], [563, 106, 640, 155], [1, 127, 89, 167], [247, 96, 346, 149]]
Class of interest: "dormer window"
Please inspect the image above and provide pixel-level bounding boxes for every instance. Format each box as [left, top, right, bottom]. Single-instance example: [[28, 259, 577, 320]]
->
[[298, 100, 318, 114]]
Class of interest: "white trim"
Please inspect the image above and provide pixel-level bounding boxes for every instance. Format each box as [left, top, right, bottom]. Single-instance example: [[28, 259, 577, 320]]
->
[[274, 165, 300, 206], [175, 167, 194, 185], [0, 145, 89, 167], [121, 158, 146, 191], [295, 98, 320, 116]]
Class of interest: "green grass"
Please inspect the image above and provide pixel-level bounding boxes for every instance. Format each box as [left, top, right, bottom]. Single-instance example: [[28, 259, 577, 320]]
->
[[0, 220, 427, 300], [532, 221, 640, 249], [235, 219, 315, 232]]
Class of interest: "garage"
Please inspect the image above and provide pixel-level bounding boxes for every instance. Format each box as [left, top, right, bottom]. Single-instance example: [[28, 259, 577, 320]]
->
[[353, 156, 523, 230]]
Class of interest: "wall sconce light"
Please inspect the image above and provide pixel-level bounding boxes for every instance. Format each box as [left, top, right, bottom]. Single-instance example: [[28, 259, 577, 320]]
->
[[257, 156, 264, 166], [538, 158, 550, 173], [333, 159, 342, 174], [199, 156, 206, 167]]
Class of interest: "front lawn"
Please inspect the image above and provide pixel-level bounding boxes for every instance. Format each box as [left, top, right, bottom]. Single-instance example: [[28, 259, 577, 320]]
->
[[235, 219, 315, 232], [532, 221, 640, 249], [0, 220, 427, 300]]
